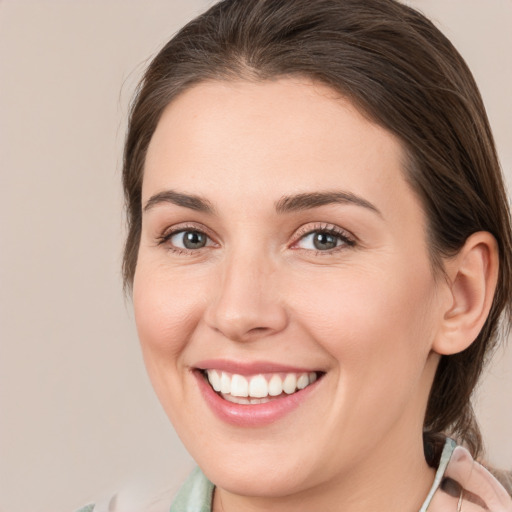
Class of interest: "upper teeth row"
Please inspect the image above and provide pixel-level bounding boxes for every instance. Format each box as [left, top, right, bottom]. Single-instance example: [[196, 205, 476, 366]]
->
[[206, 370, 318, 398]]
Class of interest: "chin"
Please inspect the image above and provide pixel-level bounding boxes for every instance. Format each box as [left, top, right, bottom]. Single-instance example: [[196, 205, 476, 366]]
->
[[201, 456, 313, 499]]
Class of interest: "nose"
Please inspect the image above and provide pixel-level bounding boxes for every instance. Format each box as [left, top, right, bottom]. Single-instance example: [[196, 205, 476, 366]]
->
[[204, 250, 288, 343]]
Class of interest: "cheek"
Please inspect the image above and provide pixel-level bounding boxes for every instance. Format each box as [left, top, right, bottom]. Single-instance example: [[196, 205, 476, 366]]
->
[[289, 259, 439, 374], [295, 263, 439, 439], [132, 262, 207, 367]]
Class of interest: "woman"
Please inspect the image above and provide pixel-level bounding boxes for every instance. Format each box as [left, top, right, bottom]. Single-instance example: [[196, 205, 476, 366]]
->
[[82, 0, 512, 510]]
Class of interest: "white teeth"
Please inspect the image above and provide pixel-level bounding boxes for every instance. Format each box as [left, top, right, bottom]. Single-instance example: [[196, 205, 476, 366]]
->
[[231, 374, 249, 397], [220, 372, 231, 394], [249, 375, 268, 398], [268, 374, 283, 396], [283, 373, 297, 394], [205, 370, 320, 400], [208, 370, 221, 392], [297, 373, 309, 390]]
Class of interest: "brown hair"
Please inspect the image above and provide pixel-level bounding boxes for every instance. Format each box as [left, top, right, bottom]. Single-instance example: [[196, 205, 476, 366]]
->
[[122, 0, 512, 460]]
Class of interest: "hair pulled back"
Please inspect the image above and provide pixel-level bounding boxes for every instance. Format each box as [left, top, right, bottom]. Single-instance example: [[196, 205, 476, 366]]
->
[[122, 0, 512, 460]]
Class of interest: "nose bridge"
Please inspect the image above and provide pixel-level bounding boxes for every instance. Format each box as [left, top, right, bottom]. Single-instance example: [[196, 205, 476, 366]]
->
[[205, 242, 288, 342]]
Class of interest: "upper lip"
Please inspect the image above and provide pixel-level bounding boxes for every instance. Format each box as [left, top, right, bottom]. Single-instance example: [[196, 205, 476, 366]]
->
[[194, 359, 321, 375]]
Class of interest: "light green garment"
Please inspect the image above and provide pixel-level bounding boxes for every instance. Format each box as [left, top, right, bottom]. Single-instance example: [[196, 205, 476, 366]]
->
[[75, 505, 95, 512], [169, 466, 214, 512], [420, 438, 457, 512]]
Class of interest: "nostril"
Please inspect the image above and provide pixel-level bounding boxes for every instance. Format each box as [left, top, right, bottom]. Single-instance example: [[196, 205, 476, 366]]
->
[[248, 326, 272, 334]]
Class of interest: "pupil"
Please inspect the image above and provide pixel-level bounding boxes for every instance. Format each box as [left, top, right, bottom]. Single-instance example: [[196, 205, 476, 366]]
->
[[314, 232, 337, 250], [184, 231, 206, 249]]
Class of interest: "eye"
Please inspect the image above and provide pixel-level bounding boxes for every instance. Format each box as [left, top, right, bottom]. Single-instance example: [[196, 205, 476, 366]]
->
[[157, 226, 217, 253], [299, 231, 341, 251], [171, 230, 209, 249], [292, 224, 355, 253]]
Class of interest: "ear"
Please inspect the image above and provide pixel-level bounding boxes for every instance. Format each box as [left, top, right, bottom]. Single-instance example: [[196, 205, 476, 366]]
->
[[433, 231, 499, 356]]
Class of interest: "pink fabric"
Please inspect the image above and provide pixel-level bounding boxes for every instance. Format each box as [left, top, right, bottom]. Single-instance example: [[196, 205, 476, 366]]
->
[[429, 445, 512, 511]]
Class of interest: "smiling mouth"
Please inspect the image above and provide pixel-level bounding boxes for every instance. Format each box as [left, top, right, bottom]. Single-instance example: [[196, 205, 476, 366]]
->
[[201, 369, 323, 405]]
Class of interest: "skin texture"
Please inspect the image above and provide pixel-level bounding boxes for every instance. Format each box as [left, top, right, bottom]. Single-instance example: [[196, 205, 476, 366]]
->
[[133, 78, 498, 512]]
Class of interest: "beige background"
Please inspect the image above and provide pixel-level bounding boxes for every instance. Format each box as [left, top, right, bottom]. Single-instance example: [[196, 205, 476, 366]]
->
[[0, 1, 510, 511]]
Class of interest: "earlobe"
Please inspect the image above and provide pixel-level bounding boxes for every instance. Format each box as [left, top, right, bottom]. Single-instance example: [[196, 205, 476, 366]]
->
[[433, 231, 499, 356]]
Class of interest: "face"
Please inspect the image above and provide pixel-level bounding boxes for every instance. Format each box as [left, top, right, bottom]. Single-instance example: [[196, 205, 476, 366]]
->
[[134, 78, 445, 500]]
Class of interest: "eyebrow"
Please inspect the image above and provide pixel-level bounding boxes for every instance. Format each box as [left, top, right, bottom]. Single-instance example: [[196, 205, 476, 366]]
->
[[274, 191, 381, 216], [143, 189, 381, 216], [143, 190, 215, 214]]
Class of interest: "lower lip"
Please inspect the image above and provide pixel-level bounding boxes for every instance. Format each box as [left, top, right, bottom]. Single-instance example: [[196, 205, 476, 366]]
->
[[194, 370, 321, 427]]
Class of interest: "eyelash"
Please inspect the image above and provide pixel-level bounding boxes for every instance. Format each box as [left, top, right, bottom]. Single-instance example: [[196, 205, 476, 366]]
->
[[156, 222, 356, 255], [291, 223, 356, 254]]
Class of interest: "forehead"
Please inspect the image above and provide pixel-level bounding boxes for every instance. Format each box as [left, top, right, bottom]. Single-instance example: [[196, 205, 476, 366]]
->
[[143, 78, 418, 220]]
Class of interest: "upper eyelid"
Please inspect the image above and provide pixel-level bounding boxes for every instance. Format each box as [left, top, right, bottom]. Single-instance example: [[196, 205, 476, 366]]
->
[[161, 222, 215, 237], [291, 223, 356, 243]]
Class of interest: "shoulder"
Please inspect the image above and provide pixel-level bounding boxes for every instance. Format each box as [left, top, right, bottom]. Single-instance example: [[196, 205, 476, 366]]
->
[[428, 439, 512, 512]]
